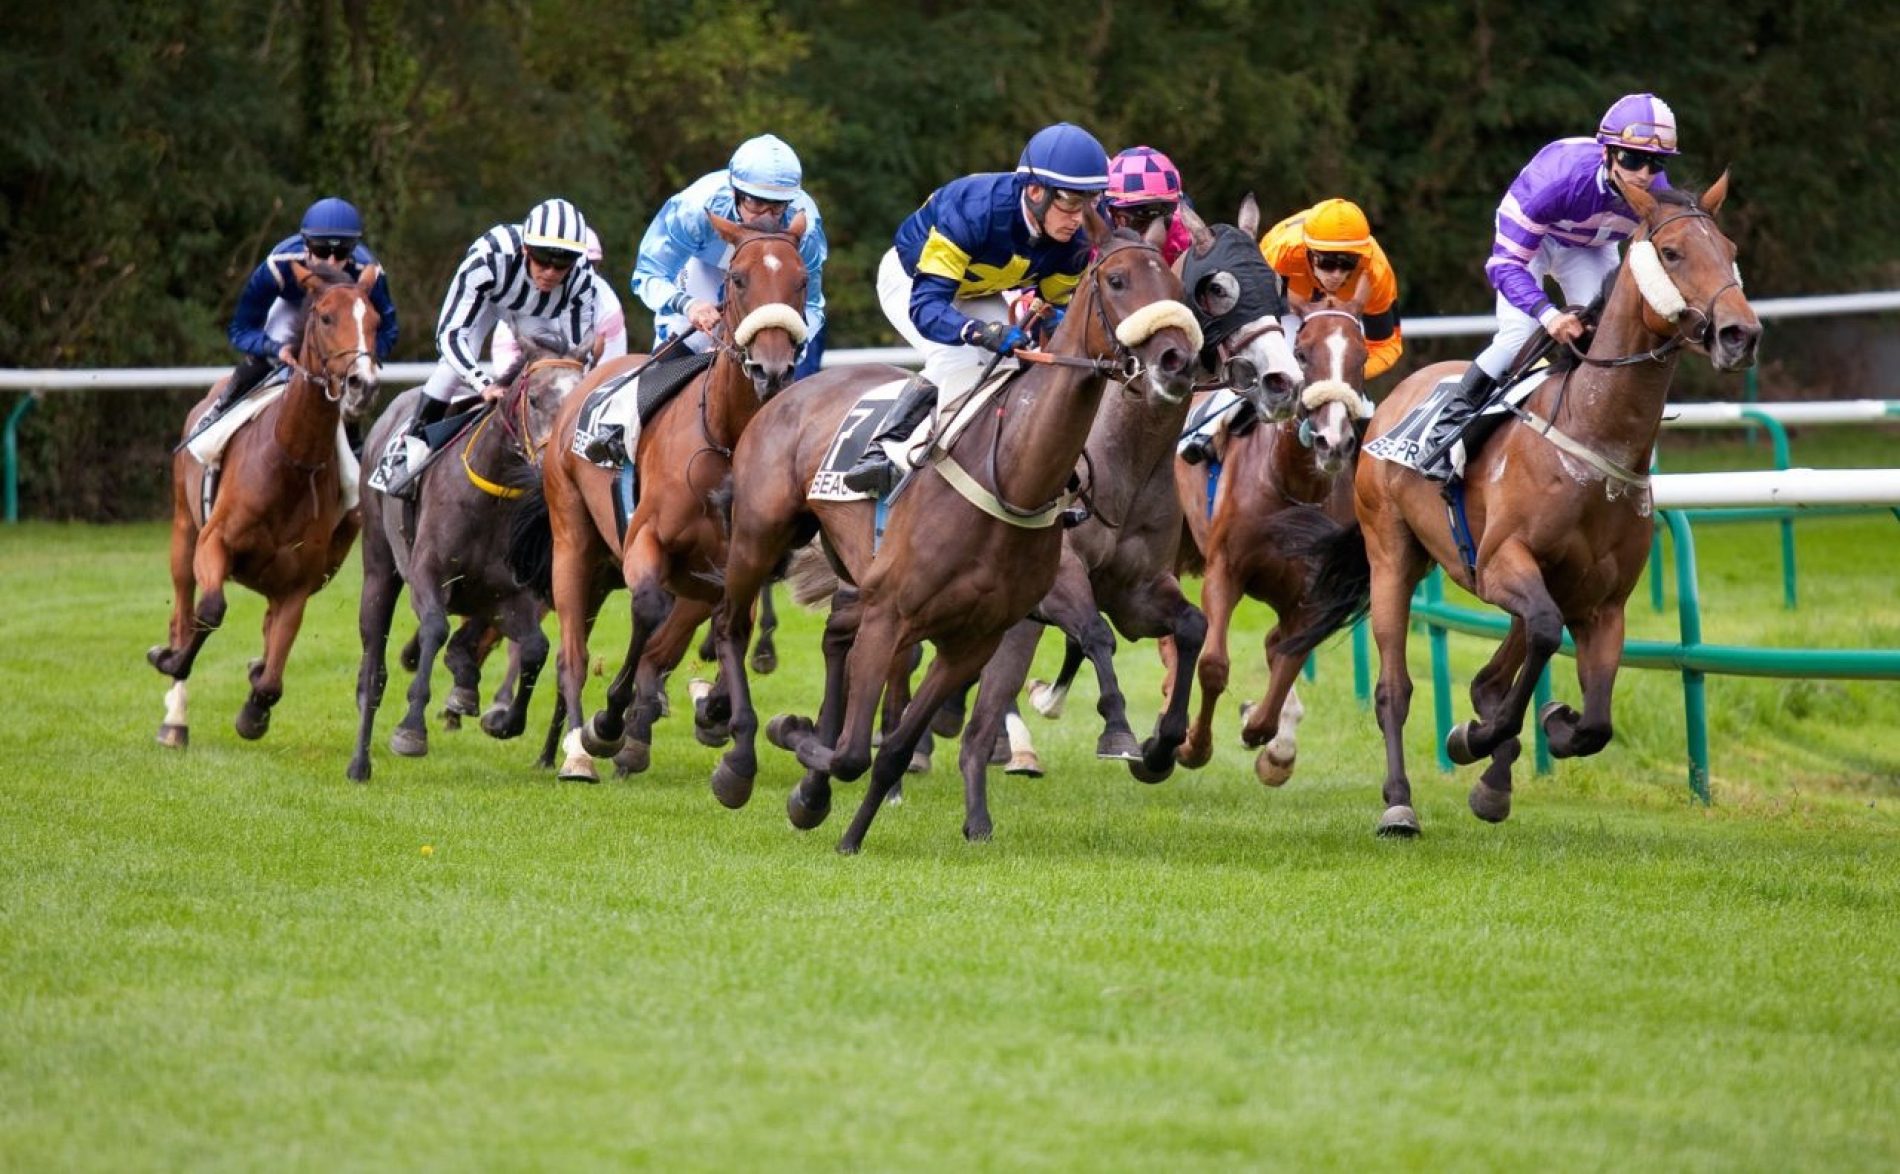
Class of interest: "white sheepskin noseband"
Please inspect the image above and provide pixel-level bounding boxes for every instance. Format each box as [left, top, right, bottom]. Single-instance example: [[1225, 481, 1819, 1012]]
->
[[1627, 240, 1687, 321], [734, 303, 809, 347], [1302, 379, 1373, 419], [1115, 300, 1204, 353]]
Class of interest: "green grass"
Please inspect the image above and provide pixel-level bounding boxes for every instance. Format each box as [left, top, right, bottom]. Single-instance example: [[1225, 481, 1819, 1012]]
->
[[1, 429, 1896, 1170]]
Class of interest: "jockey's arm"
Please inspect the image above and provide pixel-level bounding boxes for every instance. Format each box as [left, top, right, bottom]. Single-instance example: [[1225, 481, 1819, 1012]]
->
[[906, 271, 976, 346], [434, 245, 501, 395], [798, 210, 829, 342], [227, 259, 288, 359], [368, 268, 400, 360], [630, 194, 706, 320]]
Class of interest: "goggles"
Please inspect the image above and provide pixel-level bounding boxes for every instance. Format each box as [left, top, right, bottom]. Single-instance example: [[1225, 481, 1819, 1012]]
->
[[1608, 121, 1679, 153], [1112, 201, 1178, 230], [525, 245, 581, 270], [1309, 250, 1360, 274], [1048, 189, 1094, 213], [1612, 149, 1668, 175], [736, 193, 791, 218], [303, 236, 356, 261]]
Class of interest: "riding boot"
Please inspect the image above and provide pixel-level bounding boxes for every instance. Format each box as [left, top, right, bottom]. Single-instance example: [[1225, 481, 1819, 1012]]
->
[[841, 375, 938, 495], [211, 353, 274, 417], [1417, 365, 1498, 483], [382, 395, 450, 498]]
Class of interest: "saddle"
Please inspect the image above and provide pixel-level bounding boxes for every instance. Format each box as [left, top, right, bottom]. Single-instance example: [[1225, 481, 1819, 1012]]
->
[[807, 365, 1017, 503], [1363, 365, 1554, 474], [572, 351, 717, 468]]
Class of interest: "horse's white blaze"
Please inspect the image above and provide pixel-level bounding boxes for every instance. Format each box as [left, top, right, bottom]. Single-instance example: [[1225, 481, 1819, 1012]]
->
[[1323, 331, 1348, 386], [163, 680, 189, 726], [734, 302, 808, 346], [763, 254, 782, 273], [1115, 300, 1203, 352]]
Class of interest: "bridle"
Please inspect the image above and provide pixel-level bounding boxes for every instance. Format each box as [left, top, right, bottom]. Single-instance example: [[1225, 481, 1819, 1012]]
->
[[288, 287, 375, 404], [462, 356, 583, 498], [1566, 207, 1740, 368]]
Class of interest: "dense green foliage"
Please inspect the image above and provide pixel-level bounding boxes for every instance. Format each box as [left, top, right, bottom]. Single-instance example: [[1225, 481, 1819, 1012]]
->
[[4, 1, 1899, 515], [0, 430, 1894, 1167]]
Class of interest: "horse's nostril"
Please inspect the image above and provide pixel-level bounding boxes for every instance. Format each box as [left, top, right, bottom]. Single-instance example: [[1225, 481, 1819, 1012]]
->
[[1160, 348, 1186, 376]]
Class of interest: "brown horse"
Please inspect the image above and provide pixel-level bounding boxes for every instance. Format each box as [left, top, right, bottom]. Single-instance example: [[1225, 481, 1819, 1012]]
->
[[713, 223, 1199, 852], [520, 213, 809, 782], [149, 261, 382, 746], [347, 341, 589, 782], [1281, 176, 1759, 835], [1170, 291, 1369, 786]]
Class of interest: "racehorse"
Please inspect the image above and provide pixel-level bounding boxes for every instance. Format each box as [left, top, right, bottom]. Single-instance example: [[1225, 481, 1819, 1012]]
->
[[1169, 289, 1369, 786], [519, 213, 809, 782], [149, 261, 381, 747], [712, 218, 1200, 852], [347, 340, 589, 782], [1280, 175, 1759, 835], [957, 199, 1305, 784]]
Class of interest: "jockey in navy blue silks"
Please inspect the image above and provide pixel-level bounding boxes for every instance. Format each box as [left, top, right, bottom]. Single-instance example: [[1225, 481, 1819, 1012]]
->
[[212, 197, 399, 417], [840, 122, 1111, 496]]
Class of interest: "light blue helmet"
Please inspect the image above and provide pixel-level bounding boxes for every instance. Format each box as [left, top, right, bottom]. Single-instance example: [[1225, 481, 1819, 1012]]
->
[[300, 197, 363, 239], [521, 197, 590, 255], [729, 134, 803, 201], [1016, 123, 1110, 192]]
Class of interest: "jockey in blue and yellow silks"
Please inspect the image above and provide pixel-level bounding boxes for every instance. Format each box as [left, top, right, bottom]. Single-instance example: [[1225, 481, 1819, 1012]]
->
[[841, 122, 1111, 496]]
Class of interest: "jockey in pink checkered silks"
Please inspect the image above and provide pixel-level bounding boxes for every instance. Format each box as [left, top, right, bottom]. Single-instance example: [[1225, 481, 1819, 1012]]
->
[[1101, 146, 1193, 265]]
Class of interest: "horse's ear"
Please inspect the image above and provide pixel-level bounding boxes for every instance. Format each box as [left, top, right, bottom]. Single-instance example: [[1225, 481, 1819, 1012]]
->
[[1621, 176, 1658, 222], [356, 263, 380, 294], [1142, 213, 1170, 250], [1178, 201, 1215, 258], [1700, 169, 1731, 215], [1237, 193, 1261, 239], [785, 211, 808, 241], [1082, 201, 1110, 248], [709, 212, 746, 246], [292, 260, 318, 292]]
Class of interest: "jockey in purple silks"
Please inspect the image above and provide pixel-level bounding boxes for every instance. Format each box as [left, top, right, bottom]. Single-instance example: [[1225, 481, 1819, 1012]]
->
[[1420, 92, 1679, 482]]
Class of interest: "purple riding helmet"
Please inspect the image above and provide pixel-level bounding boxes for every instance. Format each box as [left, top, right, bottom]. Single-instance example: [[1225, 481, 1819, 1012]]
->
[[1596, 93, 1680, 155]]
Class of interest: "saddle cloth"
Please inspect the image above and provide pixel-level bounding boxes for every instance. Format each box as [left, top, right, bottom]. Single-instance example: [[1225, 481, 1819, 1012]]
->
[[806, 365, 1016, 503], [189, 382, 361, 523], [572, 351, 717, 468], [1363, 367, 1551, 473]]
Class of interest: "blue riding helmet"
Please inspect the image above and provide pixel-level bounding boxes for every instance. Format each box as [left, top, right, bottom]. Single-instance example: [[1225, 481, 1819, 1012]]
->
[[300, 197, 363, 239], [729, 134, 803, 202], [1016, 123, 1110, 193]]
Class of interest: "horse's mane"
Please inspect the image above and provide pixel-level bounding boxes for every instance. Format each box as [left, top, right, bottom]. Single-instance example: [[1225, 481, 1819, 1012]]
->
[[1652, 185, 1700, 208]]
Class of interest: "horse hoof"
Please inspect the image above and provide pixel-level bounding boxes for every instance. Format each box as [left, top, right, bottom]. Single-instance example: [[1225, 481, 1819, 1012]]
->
[[1469, 783, 1512, 823], [1445, 721, 1481, 766], [1028, 680, 1064, 719], [558, 754, 599, 784], [445, 687, 481, 718], [964, 819, 994, 843], [749, 648, 778, 675], [1005, 751, 1044, 778], [694, 720, 733, 748], [1255, 747, 1295, 788], [234, 705, 270, 741], [907, 749, 931, 775], [615, 740, 651, 776], [787, 785, 831, 830], [155, 723, 189, 750], [1376, 806, 1421, 838], [930, 706, 965, 740], [479, 706, 517, 740], [710, 760, 755, 810], [389, 726, 428, 758], [579, 715, 622, 759], [1128, 757, 1173, 785], [346, 758, 370, 784], [1174, 740, 1212, 771], [765, 713, 811, 751]]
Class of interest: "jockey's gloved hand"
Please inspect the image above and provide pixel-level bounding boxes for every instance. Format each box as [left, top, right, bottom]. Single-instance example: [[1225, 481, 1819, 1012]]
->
[[964, 320, 1029, 355], [1033, 306, 1065, 342]]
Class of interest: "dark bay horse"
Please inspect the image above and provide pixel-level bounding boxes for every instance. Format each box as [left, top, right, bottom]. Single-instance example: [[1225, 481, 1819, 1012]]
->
[[1169, 291, 1369, 786], [523, 214, 808, 782], [1282, 176, 1759, 835], [714, 222, 1199, 852], [149, 261, 381, 747], [347, 342, 590, 781]]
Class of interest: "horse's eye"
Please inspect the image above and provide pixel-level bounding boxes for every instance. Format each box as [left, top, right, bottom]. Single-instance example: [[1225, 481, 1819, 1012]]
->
[[1106, 272, 1126, 292], [320, 313, 334, 326], [1294, 348, 1308, 365], [1660, 247, 1681, 264], [730, 274, 747, 291]]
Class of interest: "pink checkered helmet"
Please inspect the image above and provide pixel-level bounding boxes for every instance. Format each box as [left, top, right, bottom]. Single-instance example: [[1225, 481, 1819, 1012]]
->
[[1105, 146, 1183, 208], [1596, 93, 1680, 155]]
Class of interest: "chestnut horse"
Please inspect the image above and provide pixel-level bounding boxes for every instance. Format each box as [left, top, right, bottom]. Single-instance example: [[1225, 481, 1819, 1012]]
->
[[522, 214, 808, 782], [1281, 176, 1759, 835], [149, 261, 381, 747], [1169, 291, 1369, 786], [713, 223, 1200, 852], [347, 341, 589, 782]]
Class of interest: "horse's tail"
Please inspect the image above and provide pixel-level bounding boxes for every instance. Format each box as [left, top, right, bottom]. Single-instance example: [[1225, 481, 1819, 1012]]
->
[[785, 541, 840, 609], [1175, 519, 1206, 578], [506, 484, 555, 602], [1268, 506, 1370, 659]]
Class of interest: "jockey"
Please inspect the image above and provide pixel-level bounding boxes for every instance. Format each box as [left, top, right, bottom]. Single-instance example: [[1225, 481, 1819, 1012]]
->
[[631, 133, 827, 379], [492, 227, 627, 369], [1179, 197, 1399, 465], [378, 197, 597, 496], [1102, 146, 1192, 265], [1419, 92, 1678, 481], [840, 121, 1110, 496], [211, 196, 399, 420]]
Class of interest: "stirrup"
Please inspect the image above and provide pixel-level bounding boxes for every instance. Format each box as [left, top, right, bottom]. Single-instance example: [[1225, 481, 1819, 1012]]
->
[[841, 453, 897, 496], [581, 424, 625, 465]]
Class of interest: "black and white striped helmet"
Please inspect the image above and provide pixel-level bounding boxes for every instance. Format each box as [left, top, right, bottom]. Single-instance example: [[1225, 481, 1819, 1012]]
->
[[521, 198, 590, 256]]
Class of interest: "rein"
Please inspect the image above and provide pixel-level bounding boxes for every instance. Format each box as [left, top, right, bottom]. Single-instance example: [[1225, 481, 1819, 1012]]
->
[[461, 356, 583, 499]]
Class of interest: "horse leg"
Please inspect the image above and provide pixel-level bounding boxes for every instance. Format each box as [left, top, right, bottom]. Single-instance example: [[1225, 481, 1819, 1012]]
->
[[482, 596, 548, 741], [390, 579, 451, 758], [620, 598, 708, 775], [879, 635, 928, 784], [551, 558, 605, 784], [1240, 623, 1307, 786], [1365, 532, 1430, 837], [1127, 580, 1206, 783], [1027, 636, 1085, 719], [1447, 542, 1565, 773], [346, 544, 404, 781], [1539, 608, 1624, 760], [779, 591, 861, 828], [960, 620, 1044, 841], [481, 635, 524, 733], [151, 508, 201, 747], [1179, 555, 1239, 771], [438, 618, 485, 730], [237, 588, 310, 741], [584, 527, 669, 758], [750, 582, 780, 675]]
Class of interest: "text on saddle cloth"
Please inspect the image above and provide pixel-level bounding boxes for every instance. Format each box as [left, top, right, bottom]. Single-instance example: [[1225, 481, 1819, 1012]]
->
[[571, 351, 718, 468], [806, 365, 1018, 503], [1363, 367, 1552, 472]]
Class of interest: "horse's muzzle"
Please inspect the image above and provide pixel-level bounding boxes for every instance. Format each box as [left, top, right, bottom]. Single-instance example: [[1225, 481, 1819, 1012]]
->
[[746, 360, 794, 402], [1258, 371, 1301, 423], [1711, 321, 1761, 371], [341, 373, 380, 420]]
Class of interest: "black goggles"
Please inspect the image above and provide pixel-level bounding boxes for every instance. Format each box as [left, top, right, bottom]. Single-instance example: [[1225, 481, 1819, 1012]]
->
[[1113, 202, 1178, 229], [1310, 250, 1360, 274], [1613, 149, 1667, 174], [525, 245, 581, 270], [303, 236, 356, 260]]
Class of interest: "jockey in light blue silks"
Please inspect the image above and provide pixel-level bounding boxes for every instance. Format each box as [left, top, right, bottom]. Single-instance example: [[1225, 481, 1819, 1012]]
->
[[839, 122, 1111, 496], [1420, 93, 1679, 482], [631, 134, 828, 379]]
